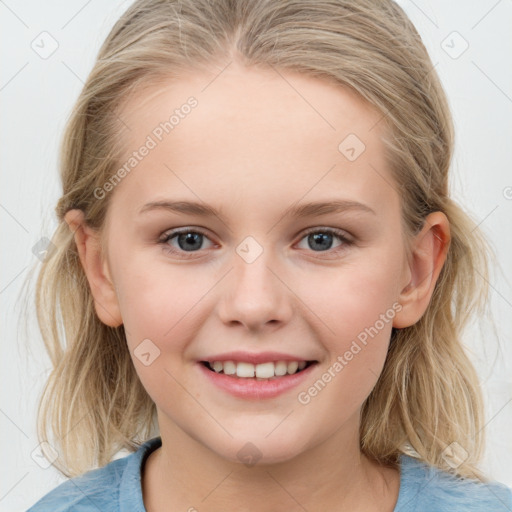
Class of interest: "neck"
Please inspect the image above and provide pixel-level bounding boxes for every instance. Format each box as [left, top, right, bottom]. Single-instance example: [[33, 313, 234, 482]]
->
[[142, 415, 399, 512]]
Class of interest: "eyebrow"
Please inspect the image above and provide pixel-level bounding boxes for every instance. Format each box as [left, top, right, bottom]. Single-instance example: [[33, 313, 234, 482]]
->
[[138, 199, 376, 221]]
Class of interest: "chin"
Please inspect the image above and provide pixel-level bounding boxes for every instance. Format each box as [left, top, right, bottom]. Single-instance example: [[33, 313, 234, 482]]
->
[[210, 432, 310, 467]]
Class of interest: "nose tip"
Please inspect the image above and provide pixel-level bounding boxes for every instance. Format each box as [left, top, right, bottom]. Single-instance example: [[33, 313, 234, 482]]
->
[[216, 252, 293, 331]]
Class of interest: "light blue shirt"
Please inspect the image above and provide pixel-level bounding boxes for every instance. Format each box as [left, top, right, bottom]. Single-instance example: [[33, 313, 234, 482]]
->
[[27, 436, 512, 511]]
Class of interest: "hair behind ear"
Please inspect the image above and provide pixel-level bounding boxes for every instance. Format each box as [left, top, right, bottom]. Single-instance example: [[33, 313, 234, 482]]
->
[[360, 197, 492, 481]]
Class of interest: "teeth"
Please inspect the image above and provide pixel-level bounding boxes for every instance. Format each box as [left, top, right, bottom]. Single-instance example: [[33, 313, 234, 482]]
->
[[255, 362, 274, 379], [236, 362, 255, 378], [207, 360, 310, 379], [212, 361, 223, 373], [287, 361, 299, 374], [223, 361, 236, 375], [274, 361, 288, 376]]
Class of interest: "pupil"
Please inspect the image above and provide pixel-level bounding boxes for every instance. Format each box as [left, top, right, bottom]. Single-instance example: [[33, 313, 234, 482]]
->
[[309, 233, 332, 251], [178, 233, 202, 251]]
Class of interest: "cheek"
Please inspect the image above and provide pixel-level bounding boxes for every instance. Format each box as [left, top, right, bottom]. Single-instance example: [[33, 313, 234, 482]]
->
[[295, 263, 398, 416], [114, 253, 204, 340], [295, 249, 402, 400], [306, 255, 401, 338], [115, 261, 217, 404], [116, 263, 198, 408]]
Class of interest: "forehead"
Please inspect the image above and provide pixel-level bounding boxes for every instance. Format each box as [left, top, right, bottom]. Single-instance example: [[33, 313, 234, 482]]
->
[[118, 64, 383, 144], [110, 64, 398, 221]]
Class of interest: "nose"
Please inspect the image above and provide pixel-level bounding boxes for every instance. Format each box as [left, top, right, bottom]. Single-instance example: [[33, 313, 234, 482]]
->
[[216, 247, 293, 332]]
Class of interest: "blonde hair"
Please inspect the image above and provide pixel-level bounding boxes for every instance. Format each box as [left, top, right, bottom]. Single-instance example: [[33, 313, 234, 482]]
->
[[22, 0, 496, 481]]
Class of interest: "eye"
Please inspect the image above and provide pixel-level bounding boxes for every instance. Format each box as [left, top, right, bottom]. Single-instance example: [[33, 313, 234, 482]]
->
[[159, 228, 215, 258], [158, 226, 353, 259], [296, 227, 353, 254]]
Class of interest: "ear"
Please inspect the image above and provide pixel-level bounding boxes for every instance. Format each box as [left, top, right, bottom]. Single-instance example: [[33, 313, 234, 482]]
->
[[393, 211, 450, 329], [64, 209, 123, 327]]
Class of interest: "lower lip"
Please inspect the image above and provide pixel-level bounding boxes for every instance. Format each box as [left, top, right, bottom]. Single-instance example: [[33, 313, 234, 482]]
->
[[197, 362, 317, 400]]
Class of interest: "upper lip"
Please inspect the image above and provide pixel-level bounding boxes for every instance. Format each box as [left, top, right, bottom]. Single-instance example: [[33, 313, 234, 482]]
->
[[200, 351, 317, 365]]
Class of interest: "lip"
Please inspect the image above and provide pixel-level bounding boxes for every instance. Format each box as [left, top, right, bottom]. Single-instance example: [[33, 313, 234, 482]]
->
[[197, 360, 318, 400], [200, 350, 314, 365]]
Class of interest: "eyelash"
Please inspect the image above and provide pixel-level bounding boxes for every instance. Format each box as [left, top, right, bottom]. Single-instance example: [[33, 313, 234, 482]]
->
[[158, 226, 354, 259]]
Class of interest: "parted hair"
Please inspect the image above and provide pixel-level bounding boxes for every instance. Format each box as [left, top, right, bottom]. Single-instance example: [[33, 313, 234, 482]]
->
[[24, 0, 494, 480]]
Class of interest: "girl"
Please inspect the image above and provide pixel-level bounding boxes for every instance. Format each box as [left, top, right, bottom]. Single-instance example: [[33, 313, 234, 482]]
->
[[26, 0, 512, 510]]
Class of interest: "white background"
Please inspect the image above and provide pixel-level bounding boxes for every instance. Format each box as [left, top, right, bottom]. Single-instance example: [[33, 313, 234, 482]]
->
[[1, 0, 511, 510]]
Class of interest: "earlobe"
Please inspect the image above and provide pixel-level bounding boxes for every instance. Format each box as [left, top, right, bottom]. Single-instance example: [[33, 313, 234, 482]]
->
[[64, 209, 123, 327], [393, 212, 450, 329]]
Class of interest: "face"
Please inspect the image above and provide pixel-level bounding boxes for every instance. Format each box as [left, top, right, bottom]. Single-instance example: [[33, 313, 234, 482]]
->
[[96, 63, 411, 464]]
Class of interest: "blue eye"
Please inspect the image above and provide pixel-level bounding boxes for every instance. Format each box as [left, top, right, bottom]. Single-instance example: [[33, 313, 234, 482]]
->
[[159, 227, 353, 258], [160, 229, 214, 257], [296, 228, 352, 253], [296, 227, 354, 256]]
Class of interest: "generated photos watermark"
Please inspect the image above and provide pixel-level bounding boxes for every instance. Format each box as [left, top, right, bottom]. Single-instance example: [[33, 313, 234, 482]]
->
[[93, 96, 198, 200], [297, 302, 402, 405]]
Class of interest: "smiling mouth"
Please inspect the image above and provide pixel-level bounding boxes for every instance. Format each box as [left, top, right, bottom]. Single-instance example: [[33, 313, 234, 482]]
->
[[201, 360, 317, 380]]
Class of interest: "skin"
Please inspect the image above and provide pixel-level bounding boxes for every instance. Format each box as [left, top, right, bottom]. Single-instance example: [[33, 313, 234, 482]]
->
[[65, 61, 450, 511]]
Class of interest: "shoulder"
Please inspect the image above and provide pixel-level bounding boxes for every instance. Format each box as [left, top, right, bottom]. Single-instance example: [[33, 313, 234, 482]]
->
[[396, 453, 512, 512], [26, 437, 162, 512], [25, 458, 126, 512]]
